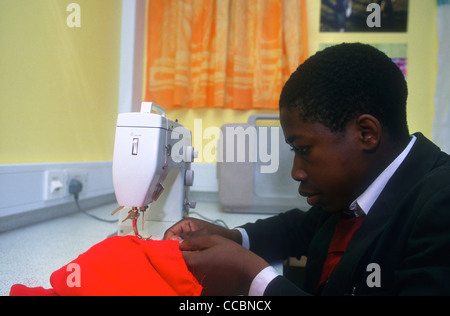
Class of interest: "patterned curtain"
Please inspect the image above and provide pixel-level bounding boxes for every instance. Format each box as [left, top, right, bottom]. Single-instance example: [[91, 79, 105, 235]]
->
[[433, 0, 450, 153], [144, 0, 308, 110]]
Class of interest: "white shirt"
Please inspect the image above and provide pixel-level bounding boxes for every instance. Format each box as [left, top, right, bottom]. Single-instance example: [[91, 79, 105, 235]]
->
[[350, 135, 416, 215], [237, 135, 417, 296]]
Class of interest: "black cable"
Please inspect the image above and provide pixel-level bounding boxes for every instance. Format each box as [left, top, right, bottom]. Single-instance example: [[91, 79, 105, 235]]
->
[[69, 179, 118, 223], [73, 194, 118, 223]]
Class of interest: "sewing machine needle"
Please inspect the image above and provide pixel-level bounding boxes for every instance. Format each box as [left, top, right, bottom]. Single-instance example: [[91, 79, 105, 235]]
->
[[141, 205, 150, 231]]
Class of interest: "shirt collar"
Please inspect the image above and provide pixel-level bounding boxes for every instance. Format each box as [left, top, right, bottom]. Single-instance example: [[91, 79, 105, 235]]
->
[[349, 135, 417, 216]]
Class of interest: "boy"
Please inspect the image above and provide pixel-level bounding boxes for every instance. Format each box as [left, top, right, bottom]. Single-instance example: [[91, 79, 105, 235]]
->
[[165, 43, 450, 295]]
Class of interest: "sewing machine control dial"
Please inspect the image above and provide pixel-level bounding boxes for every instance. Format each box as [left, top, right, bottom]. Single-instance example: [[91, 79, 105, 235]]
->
[[185, 146, 198, 163], [185, 200, 197, 209], [185, 169, 194, 186]]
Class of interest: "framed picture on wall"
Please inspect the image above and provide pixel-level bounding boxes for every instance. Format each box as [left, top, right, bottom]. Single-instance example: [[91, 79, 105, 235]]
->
[[320, 0, 409, 32]]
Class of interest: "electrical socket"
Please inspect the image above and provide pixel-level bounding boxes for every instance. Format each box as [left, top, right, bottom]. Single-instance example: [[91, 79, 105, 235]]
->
[[43, 170, 65, 200], [64, 169, 88, 197]]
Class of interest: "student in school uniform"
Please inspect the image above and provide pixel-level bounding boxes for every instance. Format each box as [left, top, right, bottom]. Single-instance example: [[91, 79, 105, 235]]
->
[[165, 43, 450, 296]]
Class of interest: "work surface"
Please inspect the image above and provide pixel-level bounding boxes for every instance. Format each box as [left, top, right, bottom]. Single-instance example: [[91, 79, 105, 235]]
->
[[0, 202, 274, 296]]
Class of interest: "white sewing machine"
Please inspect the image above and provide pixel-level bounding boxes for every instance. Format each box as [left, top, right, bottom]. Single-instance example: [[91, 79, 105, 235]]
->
[[112, 102, 197, 239]]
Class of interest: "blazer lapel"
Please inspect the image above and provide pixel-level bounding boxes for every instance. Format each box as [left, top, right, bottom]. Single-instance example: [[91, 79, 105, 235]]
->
[[321, 198, 391, 295], [302, 213, 340, 293]]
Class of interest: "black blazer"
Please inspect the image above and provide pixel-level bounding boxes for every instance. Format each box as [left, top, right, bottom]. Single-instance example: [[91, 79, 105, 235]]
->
[[241, 133, 450, 296]]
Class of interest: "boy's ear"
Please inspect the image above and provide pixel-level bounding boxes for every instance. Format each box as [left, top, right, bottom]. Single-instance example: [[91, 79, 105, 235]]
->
[[356, 114, 381, 152]]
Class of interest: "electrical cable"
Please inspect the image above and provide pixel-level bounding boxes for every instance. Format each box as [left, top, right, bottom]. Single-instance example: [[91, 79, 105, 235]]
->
[[69, 179, 226, 227], [188, 210, 229, 229], [73, 194, 118, 223], [69, 179, 118, 224]]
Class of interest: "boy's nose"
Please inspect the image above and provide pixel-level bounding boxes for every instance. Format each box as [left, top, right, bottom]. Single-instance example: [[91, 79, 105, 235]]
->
[[291, 164, 307, 182]]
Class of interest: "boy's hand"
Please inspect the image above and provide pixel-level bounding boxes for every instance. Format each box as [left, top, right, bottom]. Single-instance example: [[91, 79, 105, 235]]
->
[[164, 218, 268, 295], [180, 234, 269, 296], [163, 217, 242, 244]]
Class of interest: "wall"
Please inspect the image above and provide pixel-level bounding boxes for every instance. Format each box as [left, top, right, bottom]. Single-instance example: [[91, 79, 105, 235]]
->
[[163, 0, 438, 162], [0, 0, 437, 165], [0, 0, 123, 164], [0, 0, 438, 229]]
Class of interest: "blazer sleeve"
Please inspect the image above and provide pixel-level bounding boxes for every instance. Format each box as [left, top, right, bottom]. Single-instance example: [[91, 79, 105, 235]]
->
[[240, 206, 325, 263]]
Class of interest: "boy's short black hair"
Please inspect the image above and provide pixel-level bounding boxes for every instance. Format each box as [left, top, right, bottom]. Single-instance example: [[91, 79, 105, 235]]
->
[[279, 43, 409, 137]]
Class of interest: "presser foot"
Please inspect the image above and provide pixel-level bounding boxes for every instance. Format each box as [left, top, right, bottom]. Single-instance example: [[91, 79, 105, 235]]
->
[[132, 218, 152, 240]]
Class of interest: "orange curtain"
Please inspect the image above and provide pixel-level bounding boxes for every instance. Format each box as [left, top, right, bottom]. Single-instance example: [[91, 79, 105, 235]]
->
[[144, 0, 308, 110]]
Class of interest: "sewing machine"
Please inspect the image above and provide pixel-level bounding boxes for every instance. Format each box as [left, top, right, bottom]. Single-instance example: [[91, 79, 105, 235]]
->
[[112, 102, 197, 239]]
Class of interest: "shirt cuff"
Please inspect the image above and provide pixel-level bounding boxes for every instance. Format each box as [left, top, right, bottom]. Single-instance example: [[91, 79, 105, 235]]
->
[[248, 266, 280, 296], [234, 227, 250, 249]]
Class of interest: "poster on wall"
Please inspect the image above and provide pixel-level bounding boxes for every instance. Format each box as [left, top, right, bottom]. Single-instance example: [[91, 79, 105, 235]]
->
[[319, 43, 408, 79], [320, 0, 409, 32]]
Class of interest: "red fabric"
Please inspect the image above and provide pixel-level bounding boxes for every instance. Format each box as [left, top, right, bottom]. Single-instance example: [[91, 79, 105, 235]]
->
[[9, 285, 58, 296], [10, 236, 202, 296], [316, 217, 364, 292]]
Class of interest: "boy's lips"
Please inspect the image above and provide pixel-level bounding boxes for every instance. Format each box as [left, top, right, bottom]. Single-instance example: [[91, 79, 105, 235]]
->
[[299, 191, 321, 206]]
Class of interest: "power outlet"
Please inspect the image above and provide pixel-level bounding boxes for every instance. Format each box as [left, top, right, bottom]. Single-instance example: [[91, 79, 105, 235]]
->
[[64, 169, 88, 197], [43, 170, 65, 200]]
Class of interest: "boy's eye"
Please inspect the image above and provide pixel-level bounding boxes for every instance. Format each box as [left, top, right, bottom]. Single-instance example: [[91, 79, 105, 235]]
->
[[290, 146, 309, 155]]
